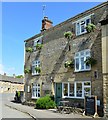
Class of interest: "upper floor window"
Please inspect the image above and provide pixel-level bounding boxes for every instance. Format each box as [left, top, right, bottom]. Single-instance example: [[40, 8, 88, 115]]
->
[[33, 36, 43, 51], [32, 60, 40, 75], [76, 16, 91, 36], [74, 49, 91, 72]]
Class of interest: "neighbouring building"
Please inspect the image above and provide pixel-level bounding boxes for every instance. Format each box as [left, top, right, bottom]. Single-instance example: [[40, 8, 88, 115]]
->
[[0, 73, 24, 93], [24, 2, 108, 117]]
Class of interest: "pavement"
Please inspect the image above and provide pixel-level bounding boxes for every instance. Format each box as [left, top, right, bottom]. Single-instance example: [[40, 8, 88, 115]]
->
[[5, 101, 92, 119]]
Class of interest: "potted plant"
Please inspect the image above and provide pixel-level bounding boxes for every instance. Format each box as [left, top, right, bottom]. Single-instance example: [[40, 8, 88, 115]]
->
[[36, 44, 43, 50], [85, 23, 96, 33], [64, 60, 74, 68], [84, 57, 97, 66], [26, 47, 33, 53], [64, 31, 73, 39], [24, 68, 31, 74], [35, 66, 41, 73]]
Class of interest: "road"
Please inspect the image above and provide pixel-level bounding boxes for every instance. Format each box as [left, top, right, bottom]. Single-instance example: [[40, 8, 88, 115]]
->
[[0, 93, 32, 119]]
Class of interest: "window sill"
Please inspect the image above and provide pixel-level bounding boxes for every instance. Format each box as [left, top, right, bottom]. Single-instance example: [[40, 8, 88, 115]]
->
[[74, 69, 91, 73], [31, 97, 40, 99], [63, 96, 84, 99]]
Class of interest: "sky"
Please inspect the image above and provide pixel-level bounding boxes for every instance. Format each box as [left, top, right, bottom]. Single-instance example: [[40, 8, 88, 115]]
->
[[1, 2, 103, 76]]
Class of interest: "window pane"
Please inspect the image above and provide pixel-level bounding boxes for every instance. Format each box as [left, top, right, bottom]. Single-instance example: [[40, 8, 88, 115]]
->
[[69, 83, 74, 96], [32, 66, 35, 74], [81, 57, 84, 70], [84, 82, 90, 86], [84, 87, 91, 96], [75, 58, 79, 70], [63, 83, 68, 96], [77, 23, 80, 35], [76, 83, 82, 97], [81, 25, 85, 33], [85, 56, 90, 69], [86, 18, 90, 25]]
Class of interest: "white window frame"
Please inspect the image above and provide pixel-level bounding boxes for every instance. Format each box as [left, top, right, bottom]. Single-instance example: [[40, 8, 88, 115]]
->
[[33, 36, 43, 51], [32, 60, 40, 75], [74, 49, 91, 72], [62, 81, 91, 99], [76, 15, 91, 36], [32, 84, 40, 99]]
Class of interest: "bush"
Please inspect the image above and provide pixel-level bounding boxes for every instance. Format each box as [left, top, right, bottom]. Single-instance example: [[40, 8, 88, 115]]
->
[[26, 47, 33, 52], [64, 31, 73, 39], [36, 95, 56, 109], [86, 23, 96, 33], [24, 68, 31, 74]]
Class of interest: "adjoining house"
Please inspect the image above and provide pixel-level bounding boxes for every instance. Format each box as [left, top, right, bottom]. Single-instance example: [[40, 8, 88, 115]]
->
[[0, 73, 24, 93], [24, 2, 108, 117]]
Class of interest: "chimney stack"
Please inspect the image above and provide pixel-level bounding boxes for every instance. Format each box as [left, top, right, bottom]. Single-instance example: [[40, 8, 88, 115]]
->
[[13, 74, 15, 78], [4, 73, 6, 76], [41, 16, 53, 32]]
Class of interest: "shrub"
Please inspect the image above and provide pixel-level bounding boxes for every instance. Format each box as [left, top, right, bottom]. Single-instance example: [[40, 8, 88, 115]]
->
[[36, 44, 43, 50], [85, 23, 96, 33], [35, 66, 41, 73], [24, 68, 31, 74], [64, 31, 73, 39], [64, 60, 74, 68], [84, 57, 97, 66], [35, 95, 56, 109], [26, 47, 33, 52]]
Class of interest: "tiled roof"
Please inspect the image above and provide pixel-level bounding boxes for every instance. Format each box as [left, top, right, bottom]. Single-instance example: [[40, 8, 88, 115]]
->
[[0, 74, 24, 84]]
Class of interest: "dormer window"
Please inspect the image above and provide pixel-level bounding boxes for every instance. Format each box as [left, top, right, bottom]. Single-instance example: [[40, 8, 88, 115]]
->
[[33, 36, 43, 51], [76, 16, 91, 36]]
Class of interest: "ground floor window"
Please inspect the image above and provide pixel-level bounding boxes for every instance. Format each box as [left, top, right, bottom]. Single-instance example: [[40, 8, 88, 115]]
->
[[32, 84, 40, 99], [62, 81, 91, 98]]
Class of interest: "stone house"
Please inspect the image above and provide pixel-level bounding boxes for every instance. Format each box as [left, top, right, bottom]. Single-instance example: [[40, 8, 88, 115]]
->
[[0, 74, 24, 93], [24, 2, 108, 117]]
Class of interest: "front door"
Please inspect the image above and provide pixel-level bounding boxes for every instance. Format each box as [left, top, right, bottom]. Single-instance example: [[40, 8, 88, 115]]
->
[[55, 83, 62, 106]]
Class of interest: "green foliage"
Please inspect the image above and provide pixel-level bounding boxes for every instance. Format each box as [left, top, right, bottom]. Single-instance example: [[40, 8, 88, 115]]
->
[[16, 75, 24, 78], [64, 60, 74, 68], [26, 47, 33, 53], [64, 31, 73, 39], [24, 68, 31, 74], [17, 91, 20, 97], [36, 44, 43, 50], [35, 95, 56, 109], [86, 23, 96, 33], [84, 57, 97, 66], [35, 66, 41, 73]]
